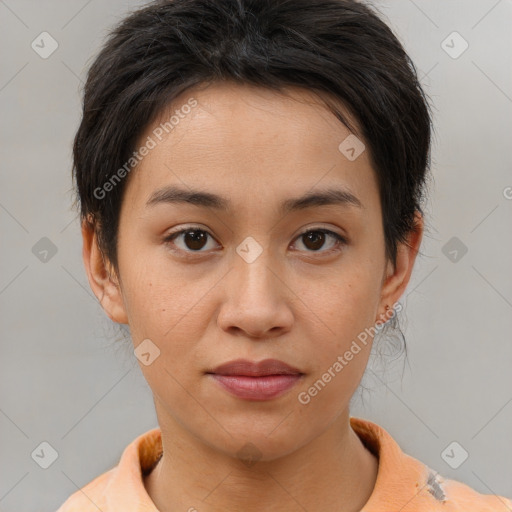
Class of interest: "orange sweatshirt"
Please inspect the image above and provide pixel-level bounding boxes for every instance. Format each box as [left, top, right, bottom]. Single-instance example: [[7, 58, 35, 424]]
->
[[56, 416, 512, 511]]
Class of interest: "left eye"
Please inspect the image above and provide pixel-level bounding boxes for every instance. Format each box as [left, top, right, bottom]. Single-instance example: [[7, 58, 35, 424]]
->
[[292, 228, 347, 253]]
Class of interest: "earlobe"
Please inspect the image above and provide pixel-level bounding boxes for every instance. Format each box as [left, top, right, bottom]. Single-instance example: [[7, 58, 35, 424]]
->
[[81, 219, 129, 325], [377, 211, 424, 322]]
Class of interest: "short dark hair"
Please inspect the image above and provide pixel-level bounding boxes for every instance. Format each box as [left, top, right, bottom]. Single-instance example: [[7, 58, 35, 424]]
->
[[73, 0, 432, 272]]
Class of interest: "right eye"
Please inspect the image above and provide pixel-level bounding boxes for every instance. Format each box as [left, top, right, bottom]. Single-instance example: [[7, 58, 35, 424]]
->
[[163, 227, 220, 254]]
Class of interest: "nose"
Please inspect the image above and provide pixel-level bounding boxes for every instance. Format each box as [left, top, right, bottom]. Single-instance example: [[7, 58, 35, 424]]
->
[[216, 248, 294, 339]]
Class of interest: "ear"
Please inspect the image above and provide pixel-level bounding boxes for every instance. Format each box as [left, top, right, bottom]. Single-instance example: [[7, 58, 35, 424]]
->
[[376, 211, 423, 323], [81, 218, 129, 324]]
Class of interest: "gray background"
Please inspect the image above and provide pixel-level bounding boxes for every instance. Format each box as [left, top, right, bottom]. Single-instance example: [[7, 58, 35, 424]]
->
[[1, 1, 511, 511]]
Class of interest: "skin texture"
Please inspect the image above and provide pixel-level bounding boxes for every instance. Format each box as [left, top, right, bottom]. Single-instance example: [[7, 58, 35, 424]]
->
[[82, 81, 423, 512]]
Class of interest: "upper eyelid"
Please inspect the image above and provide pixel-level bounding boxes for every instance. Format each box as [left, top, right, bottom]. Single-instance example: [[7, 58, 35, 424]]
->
[[166, 225, 345, 239]]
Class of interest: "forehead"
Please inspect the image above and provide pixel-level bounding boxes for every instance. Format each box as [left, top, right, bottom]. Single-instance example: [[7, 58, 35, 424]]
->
[[149, 81, 354, 157], [124, 81, 377, 212]]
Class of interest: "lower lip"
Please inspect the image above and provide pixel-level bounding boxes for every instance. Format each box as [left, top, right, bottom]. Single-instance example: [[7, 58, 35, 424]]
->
[[208, 374, 303, 401]]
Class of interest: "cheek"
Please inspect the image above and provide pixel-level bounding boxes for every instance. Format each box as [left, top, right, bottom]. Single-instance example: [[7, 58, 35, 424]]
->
[[293, 267, 380, 422], [124, 276, 208, 351], [119, 258, 220, 390], [125, 274, 210, 413], [118, 248, 199, 336], [309, 264, 382, 353]]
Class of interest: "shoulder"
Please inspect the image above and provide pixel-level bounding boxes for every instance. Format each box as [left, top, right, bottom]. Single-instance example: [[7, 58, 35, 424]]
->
[[56, 427, 162, 512], [436, 473, 512, 511], [56, 469, 113, 511], [350, 416, 512, 512]]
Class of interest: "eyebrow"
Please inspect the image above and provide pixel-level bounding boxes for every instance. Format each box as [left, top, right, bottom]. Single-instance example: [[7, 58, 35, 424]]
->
[[146, 184, 363, 214]]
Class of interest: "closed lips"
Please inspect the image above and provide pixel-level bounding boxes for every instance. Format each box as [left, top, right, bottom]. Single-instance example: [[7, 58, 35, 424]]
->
[[207, 358, 303, 376]]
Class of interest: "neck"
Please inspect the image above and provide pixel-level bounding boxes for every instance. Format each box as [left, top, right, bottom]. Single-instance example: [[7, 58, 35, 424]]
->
[[144, 408, 379, 512]]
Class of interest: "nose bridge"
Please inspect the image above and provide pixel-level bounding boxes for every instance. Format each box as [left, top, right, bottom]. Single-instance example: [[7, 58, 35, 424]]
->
[[232, 238, 279, 300], [216, 237, 293, 337]]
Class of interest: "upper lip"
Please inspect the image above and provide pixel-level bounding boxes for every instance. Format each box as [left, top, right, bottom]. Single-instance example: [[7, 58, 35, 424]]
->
[[208, 358, 303, 377]]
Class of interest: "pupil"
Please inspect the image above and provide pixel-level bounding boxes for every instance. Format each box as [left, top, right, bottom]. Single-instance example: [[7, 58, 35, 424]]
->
[[185, 230, 206, 250], [305, 231, 325, 251]]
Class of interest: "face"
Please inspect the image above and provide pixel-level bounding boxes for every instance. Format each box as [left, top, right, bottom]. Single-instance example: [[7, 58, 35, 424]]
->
[[84, 81, 421, 461]]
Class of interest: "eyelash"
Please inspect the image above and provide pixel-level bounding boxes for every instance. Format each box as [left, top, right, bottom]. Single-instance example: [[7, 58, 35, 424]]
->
[[163, 226, 348, 256]]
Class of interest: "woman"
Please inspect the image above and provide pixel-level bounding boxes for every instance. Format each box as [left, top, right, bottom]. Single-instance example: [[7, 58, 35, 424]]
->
[[57, 0, 512, 510]]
